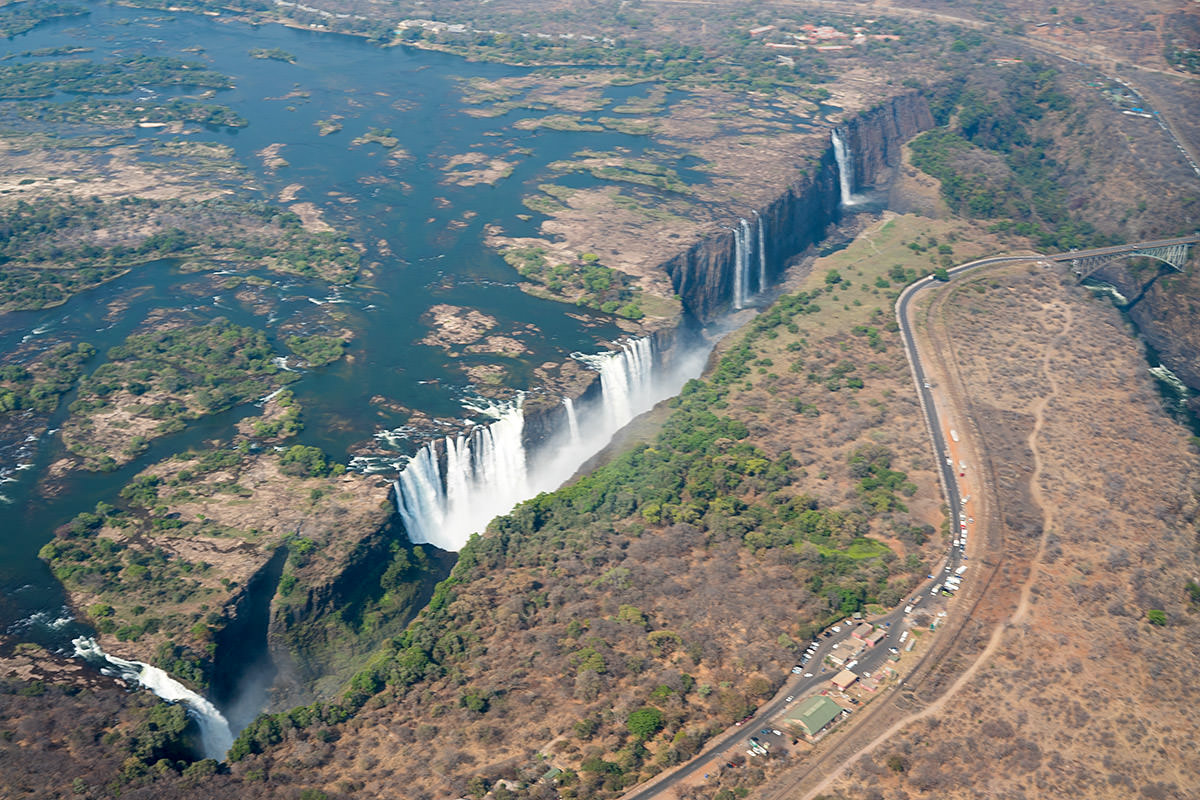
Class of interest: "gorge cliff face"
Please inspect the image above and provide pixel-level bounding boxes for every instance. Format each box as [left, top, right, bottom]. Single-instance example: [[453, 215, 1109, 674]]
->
[[1103, 264, 1200, 404], [523, 92, 938, 447], [841, 92, 936, 194], [660, 92, 934, 323]]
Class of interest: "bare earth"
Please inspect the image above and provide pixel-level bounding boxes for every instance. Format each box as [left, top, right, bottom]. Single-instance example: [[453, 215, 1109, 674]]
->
[[816, 263, 1200, 800]]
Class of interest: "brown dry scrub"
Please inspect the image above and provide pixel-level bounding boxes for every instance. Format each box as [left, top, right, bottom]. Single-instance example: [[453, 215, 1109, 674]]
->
[[822, 263, 1200, 800]]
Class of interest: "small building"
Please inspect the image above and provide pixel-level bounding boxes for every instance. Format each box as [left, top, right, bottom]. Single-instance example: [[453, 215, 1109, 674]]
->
[[831, 669, 858, 691], [851, 622, 874, 641], [787, 695, 845, 740], [865, 628, 887, 648], [827, 640, 864, 666], [748, 24, 777, 36]]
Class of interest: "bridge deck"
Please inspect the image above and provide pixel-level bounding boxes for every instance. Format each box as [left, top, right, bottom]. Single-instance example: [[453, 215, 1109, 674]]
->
[[1044, 234, 1200, 262]]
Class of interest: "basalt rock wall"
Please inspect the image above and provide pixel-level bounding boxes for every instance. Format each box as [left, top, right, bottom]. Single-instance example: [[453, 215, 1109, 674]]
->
[[664, 93, 935, 323], [842, 92, 936, 193]]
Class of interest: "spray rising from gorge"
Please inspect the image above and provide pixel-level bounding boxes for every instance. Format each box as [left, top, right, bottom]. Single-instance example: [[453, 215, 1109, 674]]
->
[[393, 335, 707, 552]]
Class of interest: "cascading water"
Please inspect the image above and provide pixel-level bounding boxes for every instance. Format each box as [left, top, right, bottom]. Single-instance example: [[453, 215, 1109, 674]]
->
[[393, 336, 683, 553], [578, 336, 655, 433], [562, 396, 581, 445], [831, 129, 860, 206], [73, 637, 233, 760], [733, 219, 754, 310], [393, 398, 529, 553], [756, 212, 767, 295]]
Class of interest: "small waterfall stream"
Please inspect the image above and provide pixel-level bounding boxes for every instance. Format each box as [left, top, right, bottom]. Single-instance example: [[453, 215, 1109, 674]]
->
[[562, 396, 581, 444], [73, 637, 234, 760], [831, 129, 861, 206]]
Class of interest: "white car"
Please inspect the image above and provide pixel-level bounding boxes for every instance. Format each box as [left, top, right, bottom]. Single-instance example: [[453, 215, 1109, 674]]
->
[[785, 695, 794, 702], [804, 673, 812, 678]]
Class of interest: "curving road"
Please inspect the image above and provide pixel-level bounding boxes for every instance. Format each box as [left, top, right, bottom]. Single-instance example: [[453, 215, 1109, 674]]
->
[[620, 238, 1195, 800]]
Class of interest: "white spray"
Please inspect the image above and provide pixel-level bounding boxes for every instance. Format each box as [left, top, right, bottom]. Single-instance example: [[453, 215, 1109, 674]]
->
[[392, 336, 707, 553], [394, 398, 529, 552], [73, 637, 233, 760]]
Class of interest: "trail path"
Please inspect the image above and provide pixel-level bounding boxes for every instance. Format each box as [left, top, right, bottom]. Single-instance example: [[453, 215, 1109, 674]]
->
[[801, 302, 1073, 800]]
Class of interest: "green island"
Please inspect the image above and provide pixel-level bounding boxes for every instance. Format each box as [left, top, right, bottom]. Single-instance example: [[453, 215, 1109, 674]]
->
[[10, 97, 248, 128], [0, 55, 233, 99], [0, 2, 88, 39], [0, 197, 361, 312], [503, 245, 646, 319], [0, 342, 95, 415], [285, 335, 347, 368], [61, 319, 300, 470], [249, 47, 296, 63]]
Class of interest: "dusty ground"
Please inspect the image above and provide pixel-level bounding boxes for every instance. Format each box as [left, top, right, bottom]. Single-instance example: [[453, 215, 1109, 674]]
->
[[0, 137, 239, 203], [816, 263, 1200, 800], [441, 151, 517, 186]]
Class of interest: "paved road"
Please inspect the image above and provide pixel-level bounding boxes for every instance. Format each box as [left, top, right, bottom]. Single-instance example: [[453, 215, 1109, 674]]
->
[[621, 240, 1194, 800]]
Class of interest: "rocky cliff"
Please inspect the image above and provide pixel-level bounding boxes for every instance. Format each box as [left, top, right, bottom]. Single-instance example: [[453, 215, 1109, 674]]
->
[[1100, 262, 1200, 411], [662, 92, 935, 323], [841, 92, 937, 194]]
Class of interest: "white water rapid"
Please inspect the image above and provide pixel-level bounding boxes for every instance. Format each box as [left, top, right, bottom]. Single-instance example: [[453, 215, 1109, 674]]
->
[[73, 636, 233, 760], [393, 336, 701, 553], [831, 129, 861, 206]]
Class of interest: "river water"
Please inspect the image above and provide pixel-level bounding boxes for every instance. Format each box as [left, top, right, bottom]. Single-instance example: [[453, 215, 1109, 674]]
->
[[0, 5, 726, 644]]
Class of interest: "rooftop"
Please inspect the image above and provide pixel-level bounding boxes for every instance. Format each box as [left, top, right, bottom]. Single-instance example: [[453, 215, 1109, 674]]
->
[[788, 695, 844, 737], [852, 622, 875, 640], [832, 669, 859, 690]]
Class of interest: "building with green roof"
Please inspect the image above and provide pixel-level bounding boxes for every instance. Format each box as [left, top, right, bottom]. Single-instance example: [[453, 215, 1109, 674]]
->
[[786, 695, 845, 739]]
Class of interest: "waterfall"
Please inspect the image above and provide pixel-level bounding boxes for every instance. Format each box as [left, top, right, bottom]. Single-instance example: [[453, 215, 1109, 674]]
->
[[562, 397, 581, 444], [831, 129, 860, 206], [392, 336, 681, 554], [73, 637, 233, 761], [575, 337, 655, 434], [756, 212, 767, 295], [733, 219, 753, 310], [393, 398, 529, 552]]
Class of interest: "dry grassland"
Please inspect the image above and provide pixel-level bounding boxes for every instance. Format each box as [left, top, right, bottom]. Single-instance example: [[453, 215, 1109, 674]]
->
[[821, 263, 1200, 800]]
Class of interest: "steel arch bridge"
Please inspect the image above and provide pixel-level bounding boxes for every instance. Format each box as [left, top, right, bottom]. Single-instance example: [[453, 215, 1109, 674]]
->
[[1045, 235, 1198, 280]]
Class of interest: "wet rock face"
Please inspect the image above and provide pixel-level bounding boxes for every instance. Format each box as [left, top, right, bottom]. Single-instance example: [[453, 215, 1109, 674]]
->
[[842, 92, 936, 193], [662, 93, 935, 323]]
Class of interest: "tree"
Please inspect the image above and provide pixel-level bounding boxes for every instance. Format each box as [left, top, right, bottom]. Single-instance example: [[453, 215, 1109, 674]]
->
[[626, 707, 664, 741], [932, 267, 951, 281], [1147, 609, 1167, 626]]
